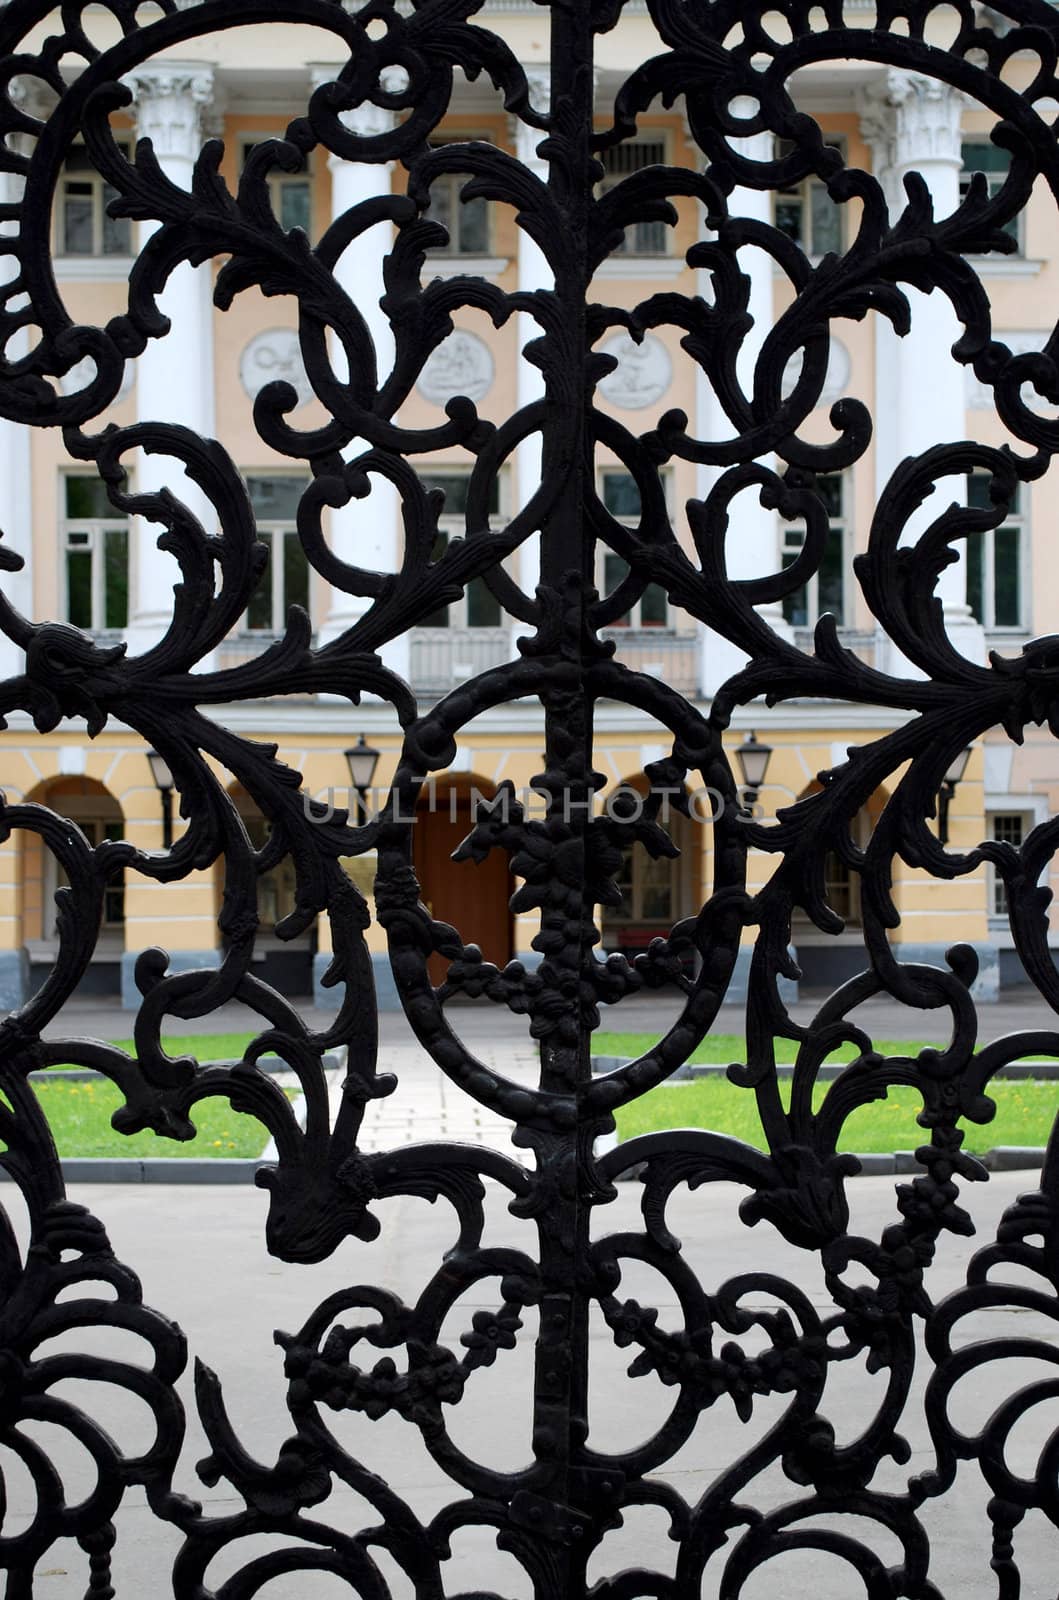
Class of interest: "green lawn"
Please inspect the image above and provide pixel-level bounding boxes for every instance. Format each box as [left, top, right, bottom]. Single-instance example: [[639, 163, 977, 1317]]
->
[[612, 1077, 1058, 1154], [594, 1032, 935, 1065], [45, 1033, 258, 1069], [25, 1078, 282, 1159]]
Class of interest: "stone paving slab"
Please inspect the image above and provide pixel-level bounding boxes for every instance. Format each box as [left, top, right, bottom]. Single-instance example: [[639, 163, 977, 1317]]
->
[[3, 1172, 1052, 1596]]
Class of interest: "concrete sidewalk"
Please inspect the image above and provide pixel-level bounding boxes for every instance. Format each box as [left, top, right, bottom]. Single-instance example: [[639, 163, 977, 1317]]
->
[[1, 1171, 1052, 1596]]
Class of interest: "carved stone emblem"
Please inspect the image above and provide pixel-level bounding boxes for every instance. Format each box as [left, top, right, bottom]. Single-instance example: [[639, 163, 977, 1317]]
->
[[239, 329, 313, 408], [780, 336, 852, 405], [598, 332, 672, 409], [417, 329, 494, 405], [59, 356, 133, 401]]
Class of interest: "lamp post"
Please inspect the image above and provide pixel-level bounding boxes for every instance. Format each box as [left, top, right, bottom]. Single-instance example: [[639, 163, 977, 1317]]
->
[[345, 735, 381, 825], [735, 731, 773, 810], [146, 749, 175, 849], [937, 746, 971, 845]]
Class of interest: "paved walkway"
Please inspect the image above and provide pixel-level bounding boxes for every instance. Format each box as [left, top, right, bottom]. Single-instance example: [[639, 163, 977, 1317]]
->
[[2, 1172, 1052, 1597]]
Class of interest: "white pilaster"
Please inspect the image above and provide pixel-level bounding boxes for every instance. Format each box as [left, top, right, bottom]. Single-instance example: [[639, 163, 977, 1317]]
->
[[122, 63, 215, 656], [513, 65, 551, 616], [862, 71, 983, 667], [0, 87, 34, 677], [310, 67, 407, 679], [699, 110, 790, 697]]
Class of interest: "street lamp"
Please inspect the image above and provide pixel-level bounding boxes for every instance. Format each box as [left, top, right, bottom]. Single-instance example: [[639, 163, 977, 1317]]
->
[[937, 746, 971, 846], [345, 735, 380, 824], [735, 731, 773, 808], [146, 749, 175, 849]]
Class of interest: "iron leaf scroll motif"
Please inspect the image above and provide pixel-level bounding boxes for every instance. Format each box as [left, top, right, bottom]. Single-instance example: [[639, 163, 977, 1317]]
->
[[0, 0, 1056, 1592]]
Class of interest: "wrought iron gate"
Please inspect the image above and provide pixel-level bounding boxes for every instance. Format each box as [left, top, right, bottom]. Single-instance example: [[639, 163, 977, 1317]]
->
[[2, 0, 1059, 1592]]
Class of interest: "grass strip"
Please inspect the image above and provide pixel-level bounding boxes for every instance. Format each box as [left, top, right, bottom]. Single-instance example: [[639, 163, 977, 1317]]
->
[[20, 1078, 286, 1160], [612, 1076, 1058, 1154], [43, 1033, 262, 1070], [594, 1032, 936, 1065]]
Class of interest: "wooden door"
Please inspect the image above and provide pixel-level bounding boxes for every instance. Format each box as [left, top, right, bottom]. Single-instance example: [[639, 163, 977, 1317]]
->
[[414, 783, 513, 986]]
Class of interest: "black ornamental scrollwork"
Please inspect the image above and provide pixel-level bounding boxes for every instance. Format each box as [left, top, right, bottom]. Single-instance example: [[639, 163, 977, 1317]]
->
[[0, 0, 1056, 1593]]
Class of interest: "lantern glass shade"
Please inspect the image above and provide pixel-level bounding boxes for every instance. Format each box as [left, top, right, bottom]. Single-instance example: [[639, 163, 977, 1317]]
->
[[944, 747, 972, 788], [735, 732, 772, 792], [346, 736, 381, 792], [146, 749, 174, 791]]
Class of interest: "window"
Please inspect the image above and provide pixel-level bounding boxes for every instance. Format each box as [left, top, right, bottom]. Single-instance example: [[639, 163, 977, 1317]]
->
[[425, 140, 490, 256], [612, 839, 677, 922], [57, 144, 132, 257], [51, 817, 124, 934], [598, 137, 669, 255], [989, 811, 1027, 917], [781, 474, 846, 627], [242, 142, 312, 236], [599, 470, 669, 628], [420, 472, 503, 627], [823, 849, 857, 923], [245, 476, 310, 632], [242, 811, 297, 931], [960, 141, 1021, 250], [774, 138, 844, 257], [966, 473, 1023, 630], [63, 475, 128, 633]]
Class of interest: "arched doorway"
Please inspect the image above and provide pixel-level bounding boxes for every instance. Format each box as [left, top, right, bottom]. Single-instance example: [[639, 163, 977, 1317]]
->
[[221, 784, 315, 995], [22, 776, 125, 996], [413, 775, 513, 987]]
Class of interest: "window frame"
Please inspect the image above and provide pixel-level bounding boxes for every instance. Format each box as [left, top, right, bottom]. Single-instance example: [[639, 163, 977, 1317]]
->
[[61, 472, 130, 635], [596, 467, 673, 630], [965, 471, 1026, 634], [780, 473, 848, 630], [773, 136, 846, 259], [606, 806, 683, 927], [55, 141, 133, 259], [44, 806, 125, 943], [424, 133, 494, 259], [417, 468, 508, 629], [239, 137, 314, 240], [242, 474, 312, 636], [988, 810, 1029, 920], [596, 131, 673, 258], [959, 139, 1023, 257]]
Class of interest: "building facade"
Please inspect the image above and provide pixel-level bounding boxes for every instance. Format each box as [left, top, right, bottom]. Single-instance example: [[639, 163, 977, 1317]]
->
[[0, 0, 1056, 1009]]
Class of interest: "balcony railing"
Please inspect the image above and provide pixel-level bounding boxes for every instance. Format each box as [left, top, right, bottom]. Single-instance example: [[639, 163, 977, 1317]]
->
[[410, 626, 703, 697], [410, 627, 516, 694], [793, 625, 886, 670], [599, 628, 700, 696]]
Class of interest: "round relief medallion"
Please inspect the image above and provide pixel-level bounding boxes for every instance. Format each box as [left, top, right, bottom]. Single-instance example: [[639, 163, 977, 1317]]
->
[[780, 336, 851, 405], [239, 329, 313, 409], [598, 333, 673, 410], [417, 329, 494, 405], [60, 355, 133, 401]]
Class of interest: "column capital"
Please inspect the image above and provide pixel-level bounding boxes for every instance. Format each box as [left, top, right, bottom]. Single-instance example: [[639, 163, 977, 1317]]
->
[[309, 64, 405, 140], [861, 69, 967, 173], [510, 64, 550, 173], [122, 62, 214, 164]]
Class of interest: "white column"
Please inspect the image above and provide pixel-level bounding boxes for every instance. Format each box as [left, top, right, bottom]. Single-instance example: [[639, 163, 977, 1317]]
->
[[513, 65, 551, 618], [0, 90, 33, 677], [862, 71, 983, 667], [122, 64, 215, 656], [310, 67, 407, 679], [699, 111, 789, 697]]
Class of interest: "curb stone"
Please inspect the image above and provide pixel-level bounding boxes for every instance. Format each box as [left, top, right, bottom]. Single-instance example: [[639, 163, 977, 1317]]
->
[[0, 1147, 1042, 1184]]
